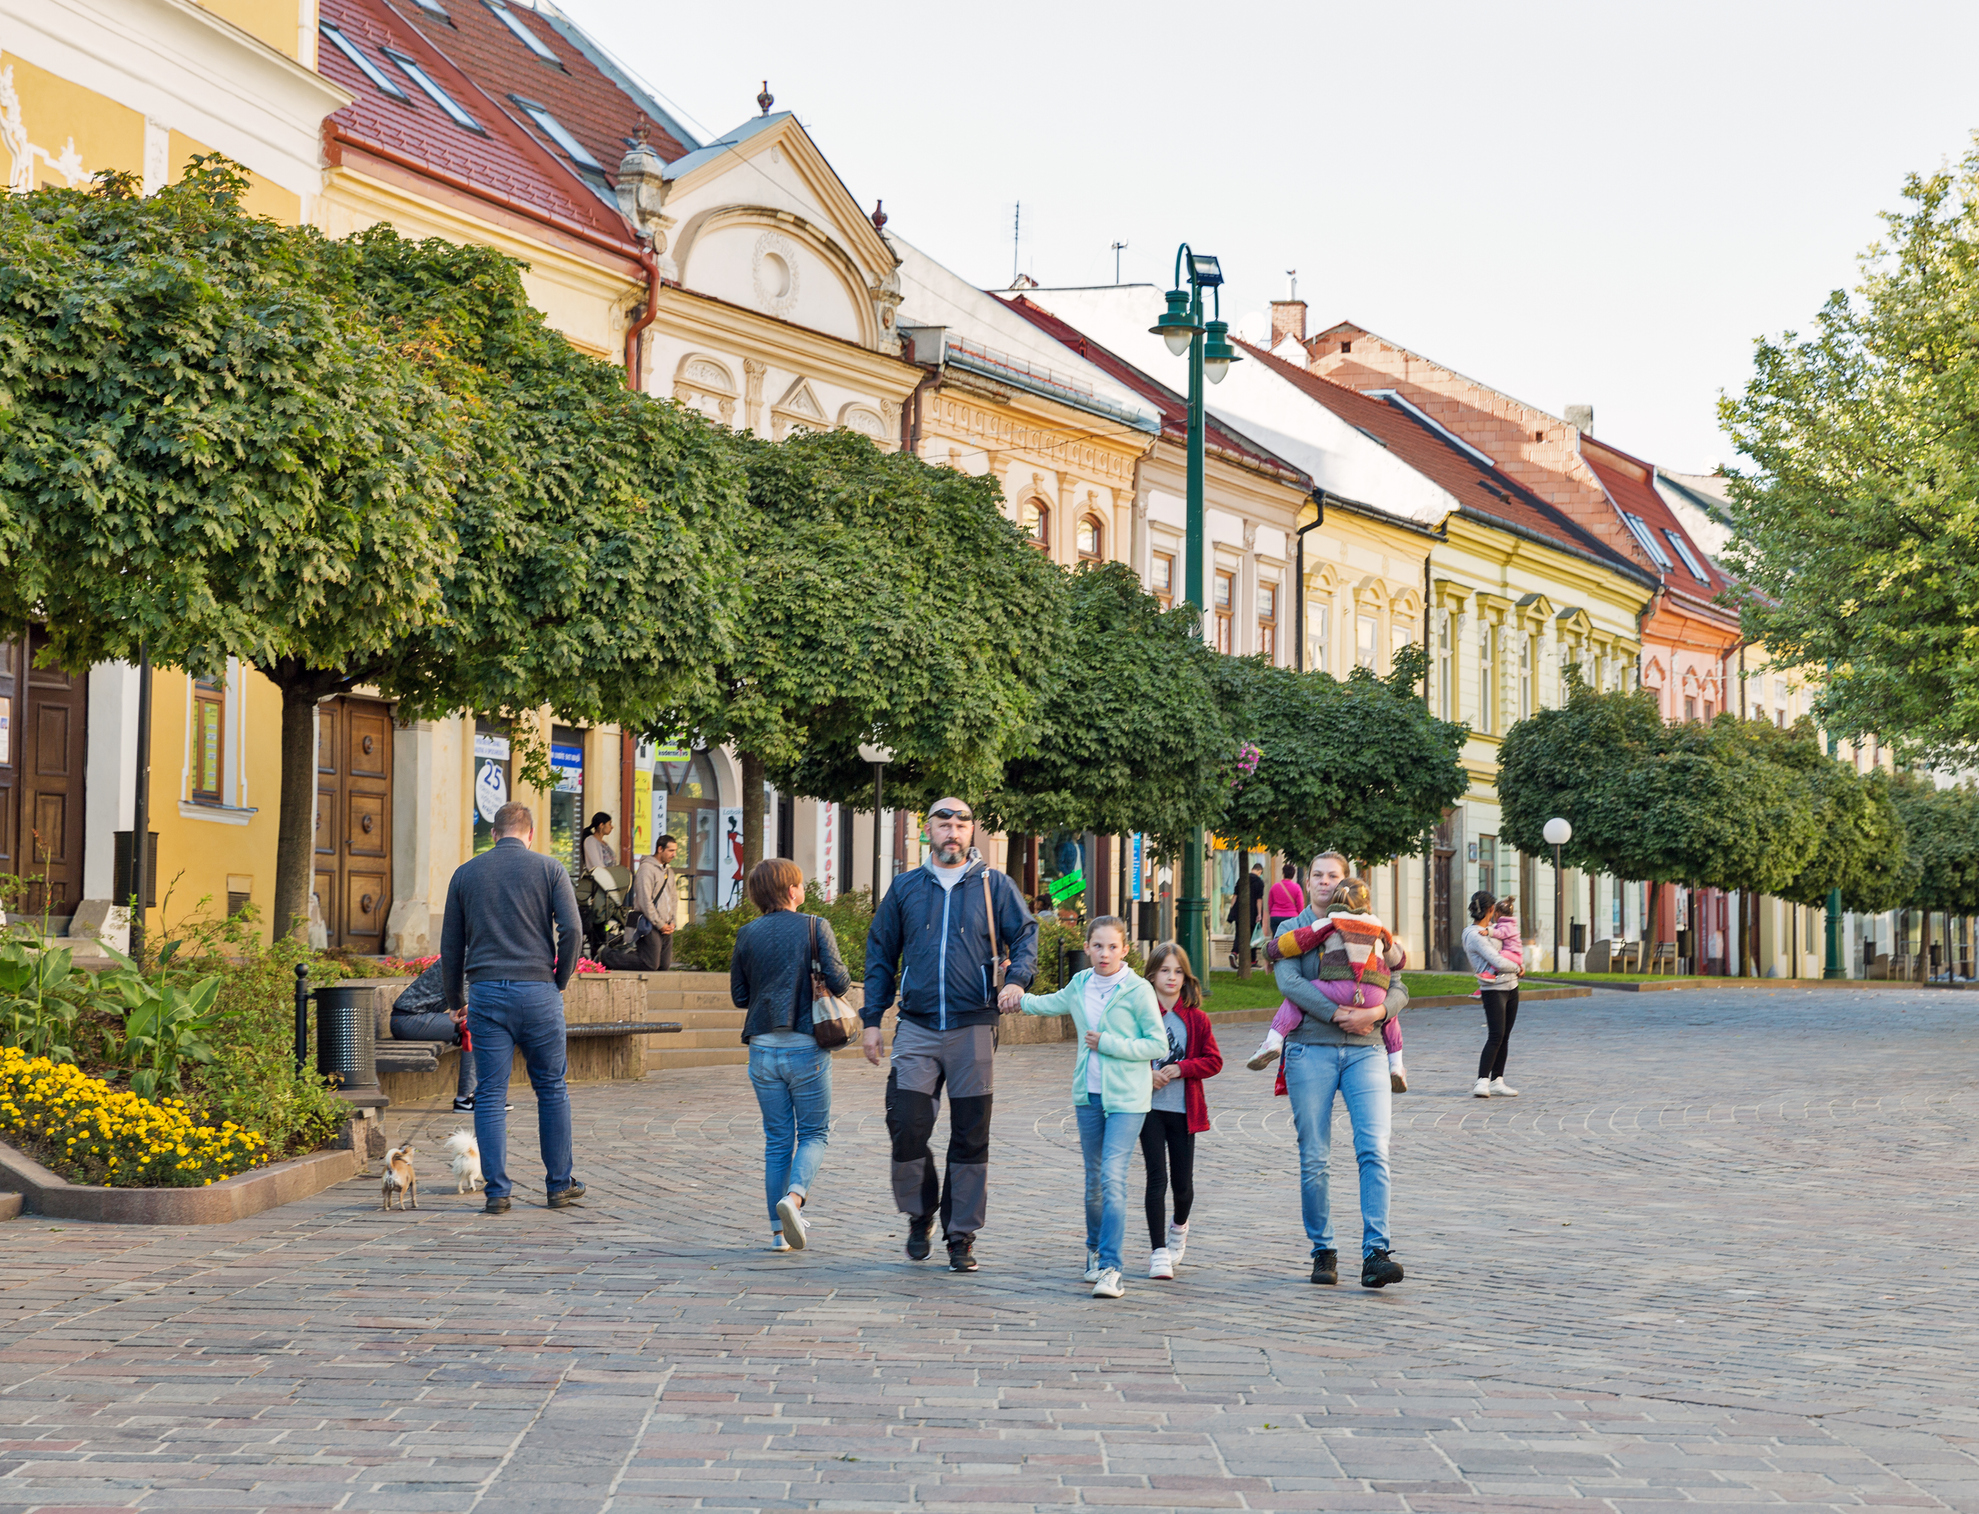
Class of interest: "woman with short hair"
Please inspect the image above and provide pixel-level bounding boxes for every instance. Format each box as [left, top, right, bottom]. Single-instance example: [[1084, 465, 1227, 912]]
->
[[730, 857, 851, 1251]]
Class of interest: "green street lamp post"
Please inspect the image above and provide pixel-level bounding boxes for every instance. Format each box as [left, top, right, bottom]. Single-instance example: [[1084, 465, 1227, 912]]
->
[[1150, 244, 1240, 983], [1824, 709, 1845, 979]]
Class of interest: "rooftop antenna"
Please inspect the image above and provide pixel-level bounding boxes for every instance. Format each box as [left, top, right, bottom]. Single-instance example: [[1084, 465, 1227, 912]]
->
[[1012, 202, 1021, 284], [1111, 240, 1128, 283]]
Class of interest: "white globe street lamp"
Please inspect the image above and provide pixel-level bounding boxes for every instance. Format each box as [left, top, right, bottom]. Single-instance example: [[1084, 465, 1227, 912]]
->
[[1543, 818, 1572, 971], [859, 742, 894, 901]]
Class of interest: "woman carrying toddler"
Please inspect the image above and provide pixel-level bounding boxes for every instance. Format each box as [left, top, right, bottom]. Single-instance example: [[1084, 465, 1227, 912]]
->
[[1464, 891, 1524, 1098]]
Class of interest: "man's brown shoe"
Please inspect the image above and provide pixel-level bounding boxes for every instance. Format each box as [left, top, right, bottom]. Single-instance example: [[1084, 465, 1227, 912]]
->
[[548, 1182, 586, 1209]]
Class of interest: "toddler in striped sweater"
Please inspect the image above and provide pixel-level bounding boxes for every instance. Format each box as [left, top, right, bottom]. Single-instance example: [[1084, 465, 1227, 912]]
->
[[1246, 878, 1406, 1079]]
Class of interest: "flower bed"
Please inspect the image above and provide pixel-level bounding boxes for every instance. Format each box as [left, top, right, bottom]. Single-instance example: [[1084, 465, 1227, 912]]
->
[[0, 1046, 268, 1187]]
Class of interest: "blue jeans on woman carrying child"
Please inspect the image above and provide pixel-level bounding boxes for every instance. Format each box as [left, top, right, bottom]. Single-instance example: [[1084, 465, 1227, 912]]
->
[[467, 980, 575, 1203], [748, 1036, 833, 1234], [1074, 1102, 1146, 1272], [1282, 1040, 1391, 1258]]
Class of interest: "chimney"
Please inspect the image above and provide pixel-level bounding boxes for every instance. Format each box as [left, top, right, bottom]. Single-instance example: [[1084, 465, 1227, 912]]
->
[[1565, 403, 1593, 436], [1270, 269, 1306, 350]]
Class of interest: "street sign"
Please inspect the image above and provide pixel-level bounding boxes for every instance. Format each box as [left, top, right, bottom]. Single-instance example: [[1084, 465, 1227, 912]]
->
[[1046, 869, 1086, 904]]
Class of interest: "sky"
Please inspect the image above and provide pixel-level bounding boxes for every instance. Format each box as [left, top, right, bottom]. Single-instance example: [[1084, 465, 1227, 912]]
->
[[553, 0, 1979, 473]]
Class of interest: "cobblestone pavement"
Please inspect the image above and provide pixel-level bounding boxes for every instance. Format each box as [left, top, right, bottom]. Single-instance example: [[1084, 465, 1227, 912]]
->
[[2, 986, 1977, 1512]]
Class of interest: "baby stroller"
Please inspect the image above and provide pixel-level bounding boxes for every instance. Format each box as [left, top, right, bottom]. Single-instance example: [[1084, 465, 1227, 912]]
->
[[575, 864, 634, 956]]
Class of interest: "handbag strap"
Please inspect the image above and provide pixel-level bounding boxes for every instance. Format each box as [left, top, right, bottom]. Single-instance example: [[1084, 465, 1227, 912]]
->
[[797, 914, 818, 1023]]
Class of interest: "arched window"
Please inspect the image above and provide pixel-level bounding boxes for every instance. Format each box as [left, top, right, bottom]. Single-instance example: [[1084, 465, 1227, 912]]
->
[[1022, 499, 1050, 550], [1076, 515, 1103, 561]]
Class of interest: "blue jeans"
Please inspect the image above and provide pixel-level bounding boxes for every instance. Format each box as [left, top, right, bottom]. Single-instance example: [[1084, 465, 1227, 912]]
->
[[467, 980, 575, 1202], [1282, 1041, 1391, 1258], [389, 1010, 478, 1103], [1074, 1101, 1146, 1272], [748, 1040, 833, 1232]]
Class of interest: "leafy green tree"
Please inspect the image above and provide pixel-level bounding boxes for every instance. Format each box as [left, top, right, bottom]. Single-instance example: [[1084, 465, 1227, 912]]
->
[[984, 563, 1228, 848], [1891, 774, 1979, 917], [664, 430, 1066, 863], [0, 164, 744, 936], [1720, 139, 1979, 765], [1750, 722, 1909, 916], [1215, 646, 1468, 868]]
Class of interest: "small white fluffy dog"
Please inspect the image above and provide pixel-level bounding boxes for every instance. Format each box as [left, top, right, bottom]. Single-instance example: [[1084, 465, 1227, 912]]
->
[[442, 1129, 484, 1194]]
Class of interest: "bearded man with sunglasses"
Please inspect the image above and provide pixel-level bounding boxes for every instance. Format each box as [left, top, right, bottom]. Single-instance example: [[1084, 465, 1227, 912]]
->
[[862, 798, 1038, 1272]]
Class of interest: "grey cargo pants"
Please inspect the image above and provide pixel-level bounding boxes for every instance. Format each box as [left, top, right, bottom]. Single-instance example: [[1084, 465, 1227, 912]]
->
[[886, 1018, 996, 1242]]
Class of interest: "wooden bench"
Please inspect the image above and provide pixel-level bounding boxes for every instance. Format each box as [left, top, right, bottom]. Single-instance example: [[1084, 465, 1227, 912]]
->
[[376, 1021, 681, 1104]]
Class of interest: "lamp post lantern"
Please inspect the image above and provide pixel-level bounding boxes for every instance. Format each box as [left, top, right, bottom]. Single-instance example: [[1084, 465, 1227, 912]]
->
[[858, 741, 893, 902], [1543, 817, 1572, 973], [1149, 245, 1239, 984]]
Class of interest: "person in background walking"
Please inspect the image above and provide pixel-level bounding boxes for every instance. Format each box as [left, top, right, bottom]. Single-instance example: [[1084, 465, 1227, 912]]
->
[[863, 798, 1039, 1273], [441, 800, 585, 1214], [1465, 892, 1524, 1097], [1267, 863, 1305, 936], [599, 834, 680, 972], [1227, 862, 1266, 968], [1139, 942, 1222, 1280], [1018, 916, 1168, 1299], [730, 857, 850, 1252]]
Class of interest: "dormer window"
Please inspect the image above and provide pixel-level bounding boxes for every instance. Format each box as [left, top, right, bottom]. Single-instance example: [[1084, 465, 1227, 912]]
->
[[484, 0, 562, 62], [511, 97, 600, 169], [320, 22, 409, 101], [1664, 528, 1710, 583], [386, 49, 484, 132]]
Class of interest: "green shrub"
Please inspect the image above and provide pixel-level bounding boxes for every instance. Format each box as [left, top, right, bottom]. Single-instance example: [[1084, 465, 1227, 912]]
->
[[674, 884, 874, 978], [1028, 917, 1146, 995]]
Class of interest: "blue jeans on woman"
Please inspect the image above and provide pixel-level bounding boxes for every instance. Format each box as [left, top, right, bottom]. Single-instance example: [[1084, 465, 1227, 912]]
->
[[1074, 1102, 1146, 1272], [748, 1037, 833, 1236], [389, 1010, 478, 1104], [467, 980, 575, 1203], [1282, 1040, 1391, 1258]]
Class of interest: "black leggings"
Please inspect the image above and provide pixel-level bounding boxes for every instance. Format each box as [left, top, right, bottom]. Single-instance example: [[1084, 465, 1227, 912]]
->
[[1139, 1109, 1195, 1248], [1478, 988, 1519, 1079]]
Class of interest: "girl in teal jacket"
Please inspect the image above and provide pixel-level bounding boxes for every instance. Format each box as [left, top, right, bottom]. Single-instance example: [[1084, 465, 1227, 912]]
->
[[1020, 915, 1168, 1299]]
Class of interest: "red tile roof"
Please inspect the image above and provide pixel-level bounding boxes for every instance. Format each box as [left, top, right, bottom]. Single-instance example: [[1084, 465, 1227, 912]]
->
[[319, 0, 639, 256], [1002, 296, 1311, 487], [1580, 436, 1735, 603], [1242, 341, 1651, 582]]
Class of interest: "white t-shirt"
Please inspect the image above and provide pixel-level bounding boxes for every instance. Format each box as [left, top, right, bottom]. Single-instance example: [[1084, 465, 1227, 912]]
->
[[931, 861, 968, 892], [1081, 966, 1128, 1094]]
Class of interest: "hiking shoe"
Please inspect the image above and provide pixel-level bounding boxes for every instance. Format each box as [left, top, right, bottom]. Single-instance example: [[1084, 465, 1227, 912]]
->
[[1362, 1248, 1405, 1288], [1311, 1249, 1338, 1285], [1082, 1248, 1102, 1283], [482, 1196, 510, 1215], [947, 1238, 978, 1273], [1148, 1247, 1174, 1280], [1090, 1267, 1125, 1299], [905, 1214, 934, 1262], [547, 1182, 586, 1209], [775, 1193, 808, 1250]]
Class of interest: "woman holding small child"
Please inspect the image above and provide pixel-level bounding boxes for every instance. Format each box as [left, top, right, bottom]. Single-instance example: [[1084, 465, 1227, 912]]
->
[[1463, 891, 1525, 1098]]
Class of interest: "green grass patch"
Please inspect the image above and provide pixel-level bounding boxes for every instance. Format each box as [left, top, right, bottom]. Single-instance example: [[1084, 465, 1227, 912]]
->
[[1202, 968, 1479, 1011]]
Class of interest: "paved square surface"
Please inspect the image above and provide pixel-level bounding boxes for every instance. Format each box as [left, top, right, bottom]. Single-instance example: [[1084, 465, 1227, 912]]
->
[[1, 985, 1976, 1511]]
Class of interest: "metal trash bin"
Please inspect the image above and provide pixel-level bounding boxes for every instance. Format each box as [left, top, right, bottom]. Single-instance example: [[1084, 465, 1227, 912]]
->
[[315, 985, 377, 1089]]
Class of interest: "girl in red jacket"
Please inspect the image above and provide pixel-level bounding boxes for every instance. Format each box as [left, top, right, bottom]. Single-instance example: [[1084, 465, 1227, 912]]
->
[[1140, 942, 1224, 1280]]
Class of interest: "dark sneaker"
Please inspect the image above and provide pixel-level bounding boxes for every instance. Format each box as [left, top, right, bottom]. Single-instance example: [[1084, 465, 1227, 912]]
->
[[483, 1196, 510, 1215], [1310, 1249, 1338, 1285], [453, 1097, 513, 1112], [905, 1214, 934, 1262], [947, 1238, 978, 1273], [1361, 1248, 1404, 1288], [547, 1182, 586, 1210]]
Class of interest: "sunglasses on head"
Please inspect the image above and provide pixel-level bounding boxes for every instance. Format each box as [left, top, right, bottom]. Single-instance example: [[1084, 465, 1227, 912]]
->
[[928, 808, 973, 822]]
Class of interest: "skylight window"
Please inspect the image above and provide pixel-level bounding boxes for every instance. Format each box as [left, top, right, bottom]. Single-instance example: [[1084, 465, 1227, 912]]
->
[[1664, 529, 1710, 583], [512, 97, 600, 169], [409, 0, 448, 13], [320, 22, 408, 101], [1624, 513, 1673, 571], [385, 49, 484, 132], [485, 0, 562, 62]]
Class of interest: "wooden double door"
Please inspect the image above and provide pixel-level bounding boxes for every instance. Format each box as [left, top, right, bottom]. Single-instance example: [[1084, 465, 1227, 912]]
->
[[314, 696, 392, 952], [0, 630, 89, 920]]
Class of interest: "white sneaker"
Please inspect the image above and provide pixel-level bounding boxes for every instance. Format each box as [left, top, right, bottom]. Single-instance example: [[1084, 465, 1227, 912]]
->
[[1247, 1035, 1283, 1071], [775, 1193, 808, 1249], [1166, 1221, 1189, 1265], [1082, 1249, 1101, 1283], [1091, 1267, 1125, 1299], [768, 1234, 792, 1252], [1472, 1078, 1492, 1098], [1148, 1247, 1174, 1280], [1490, 1077, 1519, 1097]]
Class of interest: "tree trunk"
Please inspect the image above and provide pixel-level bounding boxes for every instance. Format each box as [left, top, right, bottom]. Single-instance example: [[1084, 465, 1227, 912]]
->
[[1235, 848, 1252, 979], [740, 750, 765, 876], [274, 686, 320, 944], [1644, 881, 1661, 973], [1921, 907, 1933, 982]]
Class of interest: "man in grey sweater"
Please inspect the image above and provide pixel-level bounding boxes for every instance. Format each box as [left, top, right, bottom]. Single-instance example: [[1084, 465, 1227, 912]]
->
[[441, 800, 585, 1214]]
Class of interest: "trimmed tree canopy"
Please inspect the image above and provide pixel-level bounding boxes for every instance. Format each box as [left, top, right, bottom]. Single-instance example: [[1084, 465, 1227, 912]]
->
[[1721, 141, 1979, 765], [985, 562, 1227, 849], [1214, 646, 1469, 867], [1891, 774, 1979, 915]]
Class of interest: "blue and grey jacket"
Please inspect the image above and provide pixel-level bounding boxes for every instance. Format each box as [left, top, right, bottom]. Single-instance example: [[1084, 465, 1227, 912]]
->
[[862, 858, 1039, 1032]]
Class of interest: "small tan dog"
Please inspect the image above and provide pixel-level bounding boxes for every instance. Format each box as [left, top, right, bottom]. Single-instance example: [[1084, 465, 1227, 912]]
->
[[380, 1143, 418, 1211], [442, 1129, 483, 1194]]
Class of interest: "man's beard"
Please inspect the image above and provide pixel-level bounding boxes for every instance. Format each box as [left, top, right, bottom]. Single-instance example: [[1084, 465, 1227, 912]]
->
[[934, 839, 968, 864]]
